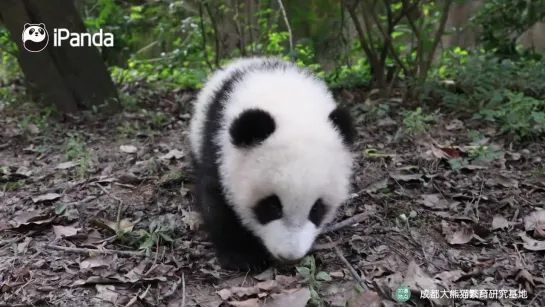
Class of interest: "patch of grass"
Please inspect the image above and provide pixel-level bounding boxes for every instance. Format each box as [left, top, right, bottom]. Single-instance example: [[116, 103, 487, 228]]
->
[[395, 107, 438, 139], [141, 109, 168, 128], [296, 255, 332, 307], [117, 122, 138, 138], [17, 105, 56, 136], [2, 180, 24, 191], [119, 92, 142, 112], [123, 220, 174, 256], [474, 90, 545, 139], [448, 130, 504, 170], [428, 52, 545, 140], [63, 134, 92, 177]]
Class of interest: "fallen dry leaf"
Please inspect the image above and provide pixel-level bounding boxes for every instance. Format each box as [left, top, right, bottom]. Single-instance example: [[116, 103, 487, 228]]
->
[[519, 232, 545, 251], [431, 145, 456, 159], [10, 211, 55, 228], [486, 175, 519, 188], [346, 289, 382, 307], [505, 151, 521, 161], [90, 218, 134, 234], [52, 225, 79, 238], [160, 149, 184, 160], [264, 288, 311, 307], [217, 289, 233, 300], [181, 209, 201, 231], [445, 119, 464, 131], [516, 269, 535, 287], [377, 117, 396, 127], [26, 123, 40, 134], [80, 255, 117, 271], [254, 269, 274, 281], [93, 284, 120, 304], [17, 237, 32, 253], [274, 275, 298, 288], [389, 172, 422, 182], [524, 210, 545, 236], [117, 172, 143, 185], [402, 261, 449, 306], [81, 230, 104, 247], [120, 145, 138, 153], [442, 221, 474, 245], [124, 260, 170, 283], [418, 194, 449, 210], [434, 270, 464, 283], [56, 161, 78, 170], [321, 281, 357, 306], [491, 215, 509, 230], [365, 178, 390, 193], [460, 164, 488, 170], [31, 193, 61, 203], [229, 298, 260, 307]]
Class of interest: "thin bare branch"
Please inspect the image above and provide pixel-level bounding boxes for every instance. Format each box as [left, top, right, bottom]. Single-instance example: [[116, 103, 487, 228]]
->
[[197, 0, 214, 70], [46, 242, 145, 257], [202, 0, 220, 68], [421, 0, 453, 81], [368, 1, 411, 78], [276, 0, 293, 52]]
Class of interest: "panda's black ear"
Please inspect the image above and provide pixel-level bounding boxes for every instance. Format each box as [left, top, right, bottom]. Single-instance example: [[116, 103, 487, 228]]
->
[[229, 108, 276, 148], [328, 106, 355, 146], [24, 23, 31, 29], [38, 23, 46, 29]]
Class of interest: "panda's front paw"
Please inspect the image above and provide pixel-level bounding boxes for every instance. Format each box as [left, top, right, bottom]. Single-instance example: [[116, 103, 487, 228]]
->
[[216, 251, 271, 272]]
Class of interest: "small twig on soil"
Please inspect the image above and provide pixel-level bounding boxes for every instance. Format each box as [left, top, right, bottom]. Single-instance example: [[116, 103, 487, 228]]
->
[[312, 239, 342, 251], [513, 243, 527, 267], [95, 182, 124, 232], [326, 236, 369, 291], [0, 230, 37, 249], [45, 243, 145, 257], [322, 212, 368, 234], [474, 176, 484, 220], [181, 273, 186, 307], [528, 290, 542, 306]]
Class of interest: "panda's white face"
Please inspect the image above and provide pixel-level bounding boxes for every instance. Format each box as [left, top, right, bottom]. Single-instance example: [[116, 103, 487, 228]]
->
[[228, 140, 352, 261], [216, 68, 354, 262], [23, 24, 46, 43]]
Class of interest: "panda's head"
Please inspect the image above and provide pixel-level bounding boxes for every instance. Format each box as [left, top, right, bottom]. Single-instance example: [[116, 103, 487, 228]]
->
[[22, 23, 47, 43], [219, 71, 355, 263]]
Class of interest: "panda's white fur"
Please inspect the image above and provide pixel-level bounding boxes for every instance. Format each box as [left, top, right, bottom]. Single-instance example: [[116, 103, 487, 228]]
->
[[189, 57, 355, 270]]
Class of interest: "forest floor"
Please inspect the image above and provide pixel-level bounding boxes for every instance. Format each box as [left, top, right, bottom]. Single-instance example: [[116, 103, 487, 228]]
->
[[1, 88, 545, 307]]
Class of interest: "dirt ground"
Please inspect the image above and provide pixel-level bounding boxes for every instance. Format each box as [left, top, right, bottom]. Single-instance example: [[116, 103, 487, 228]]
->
[[1, 91, 545, 307]]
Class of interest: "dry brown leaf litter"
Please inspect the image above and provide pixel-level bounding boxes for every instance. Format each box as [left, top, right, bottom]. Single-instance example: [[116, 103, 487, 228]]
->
[[1, 97, 544, 306]]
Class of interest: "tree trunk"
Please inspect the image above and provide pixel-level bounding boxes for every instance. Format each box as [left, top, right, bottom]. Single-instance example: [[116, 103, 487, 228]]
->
[[0, 0, 120, 115]]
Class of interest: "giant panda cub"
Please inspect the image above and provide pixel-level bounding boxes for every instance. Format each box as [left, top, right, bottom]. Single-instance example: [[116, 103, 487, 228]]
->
[[188, 57, 355, 271]]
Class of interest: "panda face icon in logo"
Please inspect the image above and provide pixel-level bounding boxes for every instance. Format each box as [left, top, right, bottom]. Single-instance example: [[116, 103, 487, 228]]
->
[[22, 23, 49, 52]]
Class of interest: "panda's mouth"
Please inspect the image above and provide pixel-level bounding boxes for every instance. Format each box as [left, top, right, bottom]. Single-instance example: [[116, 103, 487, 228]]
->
[[271, 255, 303, 266], [276, 257, 303, 264]]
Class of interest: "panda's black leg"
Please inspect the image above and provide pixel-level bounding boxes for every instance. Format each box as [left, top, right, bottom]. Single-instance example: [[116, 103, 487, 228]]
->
[[193, 169, 272, 272], [212, 230, 272, 272]]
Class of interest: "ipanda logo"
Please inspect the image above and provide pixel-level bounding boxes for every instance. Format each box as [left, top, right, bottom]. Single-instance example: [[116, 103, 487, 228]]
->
[[22, 22, 114, 52], [22, 23, 49, 52]]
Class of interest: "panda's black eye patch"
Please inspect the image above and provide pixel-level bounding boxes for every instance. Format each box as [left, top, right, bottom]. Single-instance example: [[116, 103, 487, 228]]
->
[[309, 199, 327, 226], [253, 195, 283, 225], [29, 29, 35, 34]]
